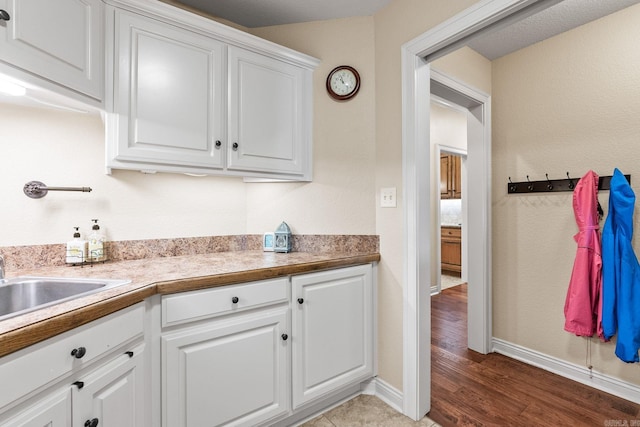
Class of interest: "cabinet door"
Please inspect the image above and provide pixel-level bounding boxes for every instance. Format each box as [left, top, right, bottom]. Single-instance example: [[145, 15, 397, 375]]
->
[[162, 308, 289, 427], [0, 388, 71, 427], [109, 9, 225, 171], [441, 227, 462, 273], [440, 154, 451, 199], [452, 155, 462, 199], [291, 265, 373, 409], [227, 46, 309, 178], [0, 0, 103, 100], [72, 344, 146, 427]]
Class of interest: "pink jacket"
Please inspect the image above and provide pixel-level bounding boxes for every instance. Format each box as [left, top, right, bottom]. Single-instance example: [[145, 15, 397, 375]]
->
[[564, 170, 603, 338]]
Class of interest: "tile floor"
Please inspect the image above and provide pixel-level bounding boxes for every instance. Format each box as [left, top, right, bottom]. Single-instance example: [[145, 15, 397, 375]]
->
[[440, 273, 464, 290], [301, 395, 441, 427]]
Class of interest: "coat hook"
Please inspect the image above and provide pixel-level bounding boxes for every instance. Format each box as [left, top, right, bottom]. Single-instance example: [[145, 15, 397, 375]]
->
[[545, 173, 554, 190], [526, 175, 534, 191], [508, 177, 516, 192], [566, 172, 575, 190]]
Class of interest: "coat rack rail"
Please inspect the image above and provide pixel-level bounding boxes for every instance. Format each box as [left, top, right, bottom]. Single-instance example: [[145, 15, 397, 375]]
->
[[507, 173, 631, 194]]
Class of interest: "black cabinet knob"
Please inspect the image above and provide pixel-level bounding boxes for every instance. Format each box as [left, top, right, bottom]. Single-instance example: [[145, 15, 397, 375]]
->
[[71, 347, 86, 359], [297, 298, 304, 304], [0, 10, 10, 21], [281, 334, 288, 341], [73, 381, 85, 389], [232, 142, 238, 151], [84, 418, 99, 427], [125, 351, 134, 358], [231, 296, 239, 304], [215, 140, 221, 148]]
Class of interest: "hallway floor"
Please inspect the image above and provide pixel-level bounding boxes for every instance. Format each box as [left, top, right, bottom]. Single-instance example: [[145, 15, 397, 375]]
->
[[429, 284, 640, 426]]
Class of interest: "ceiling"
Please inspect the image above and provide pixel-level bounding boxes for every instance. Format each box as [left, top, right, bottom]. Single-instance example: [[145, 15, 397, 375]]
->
[[171, 0, 393, 28], [175, 0, 640, 60]]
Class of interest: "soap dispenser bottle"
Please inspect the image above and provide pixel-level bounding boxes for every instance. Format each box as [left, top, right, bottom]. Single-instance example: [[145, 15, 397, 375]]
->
[[88, 219, 107, 262], [66, 227, 87, 265]]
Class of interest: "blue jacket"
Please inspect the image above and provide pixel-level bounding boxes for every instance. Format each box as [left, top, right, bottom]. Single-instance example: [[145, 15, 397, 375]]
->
[[601, 168, 640, 363]]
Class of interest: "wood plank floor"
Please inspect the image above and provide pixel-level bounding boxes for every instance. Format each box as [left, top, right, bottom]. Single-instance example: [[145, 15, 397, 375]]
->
[[429, 284, 640, 426]]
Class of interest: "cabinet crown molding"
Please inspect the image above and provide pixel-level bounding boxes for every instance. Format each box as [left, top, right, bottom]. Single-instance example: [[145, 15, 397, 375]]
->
[[103, 0, 320, 69]]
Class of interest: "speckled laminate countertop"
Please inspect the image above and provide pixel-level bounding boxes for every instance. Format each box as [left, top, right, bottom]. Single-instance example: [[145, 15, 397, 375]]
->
[[0, 250, 380, 357]]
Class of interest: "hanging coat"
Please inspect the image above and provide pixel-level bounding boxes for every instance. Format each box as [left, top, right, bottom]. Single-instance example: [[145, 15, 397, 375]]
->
[[601, 168, 640, 363], [564, 170, 603, 338]]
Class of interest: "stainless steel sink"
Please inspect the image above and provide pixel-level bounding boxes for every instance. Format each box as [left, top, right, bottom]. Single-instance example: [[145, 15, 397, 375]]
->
[[0, 277, 131, 321]]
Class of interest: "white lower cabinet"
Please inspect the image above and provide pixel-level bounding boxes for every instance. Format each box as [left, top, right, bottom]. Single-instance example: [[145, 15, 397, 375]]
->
[[160, 264, 374, 426], [0, 264, 374, 427], [0, 304, 148, 427], [72, 344, 146, 427], [0, 388, 71, 427], [161, 278, 290, 427], [162, 308, 290, 427], [291, 264, 374, 409]]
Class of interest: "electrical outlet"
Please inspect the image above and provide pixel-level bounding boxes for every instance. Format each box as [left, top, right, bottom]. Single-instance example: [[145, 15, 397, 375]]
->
[[380, 187, 397, 208]]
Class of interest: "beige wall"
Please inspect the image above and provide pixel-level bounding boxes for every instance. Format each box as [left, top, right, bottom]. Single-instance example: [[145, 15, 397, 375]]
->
[[432, 46, 492, 95], [492, 4, 640, 384], [372, 0, 482, 391], [249, 17, 377, 236]]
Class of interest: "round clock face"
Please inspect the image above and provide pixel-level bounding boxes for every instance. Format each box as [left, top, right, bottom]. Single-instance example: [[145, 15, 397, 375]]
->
[[326, 66, 360, 100]]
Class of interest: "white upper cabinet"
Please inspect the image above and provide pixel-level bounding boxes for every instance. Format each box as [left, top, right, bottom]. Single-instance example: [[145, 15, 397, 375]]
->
[[0, 0, 104, 104], [227, 47, 309, 177], [107, 9, 225, 172], [104, 0, 318, 180]]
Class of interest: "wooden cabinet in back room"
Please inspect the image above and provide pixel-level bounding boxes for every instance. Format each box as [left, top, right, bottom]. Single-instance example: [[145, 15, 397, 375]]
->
[[440, 154, 461, 199]]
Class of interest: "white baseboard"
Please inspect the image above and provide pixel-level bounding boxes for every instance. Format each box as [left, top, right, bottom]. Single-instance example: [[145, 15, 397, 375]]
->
[[370, 377, 404, 413], [492, 338, 640, 404]]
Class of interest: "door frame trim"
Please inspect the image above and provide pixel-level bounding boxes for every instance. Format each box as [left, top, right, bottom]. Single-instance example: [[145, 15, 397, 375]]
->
[[400, 0, 542, 420]]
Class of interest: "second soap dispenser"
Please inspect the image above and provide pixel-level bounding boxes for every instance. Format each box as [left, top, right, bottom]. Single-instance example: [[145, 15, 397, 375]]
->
[[88, 219, 107, 262]]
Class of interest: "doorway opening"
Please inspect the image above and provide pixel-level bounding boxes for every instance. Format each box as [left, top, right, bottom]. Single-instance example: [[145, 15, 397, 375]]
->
[[431, 95, 469, 295], [402, 60, 491, 420]]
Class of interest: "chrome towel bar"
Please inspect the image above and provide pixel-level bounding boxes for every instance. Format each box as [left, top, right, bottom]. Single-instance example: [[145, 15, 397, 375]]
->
[[23, 181, 92, 199]]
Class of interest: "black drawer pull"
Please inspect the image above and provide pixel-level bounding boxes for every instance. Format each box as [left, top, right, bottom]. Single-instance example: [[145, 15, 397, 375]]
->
[[71, 347, 86, 359]]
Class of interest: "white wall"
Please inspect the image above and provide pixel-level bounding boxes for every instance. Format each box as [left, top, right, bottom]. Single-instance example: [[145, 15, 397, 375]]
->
[[0, 104, 248, 246]]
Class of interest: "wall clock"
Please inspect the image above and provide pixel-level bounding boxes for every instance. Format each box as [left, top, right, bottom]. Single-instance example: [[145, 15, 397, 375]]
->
[[326, 65, 360, 101]]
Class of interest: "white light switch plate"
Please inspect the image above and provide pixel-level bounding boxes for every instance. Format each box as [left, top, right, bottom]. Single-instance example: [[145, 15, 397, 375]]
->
[[380, 187, 397, 208]]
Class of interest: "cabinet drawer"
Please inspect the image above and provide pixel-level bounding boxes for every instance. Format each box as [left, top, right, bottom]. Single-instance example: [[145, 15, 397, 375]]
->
[[441, 227, 461, 239], [0, 304, 144, 410], [162, 278, 289, 327]]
